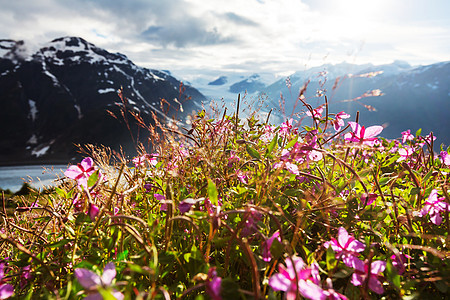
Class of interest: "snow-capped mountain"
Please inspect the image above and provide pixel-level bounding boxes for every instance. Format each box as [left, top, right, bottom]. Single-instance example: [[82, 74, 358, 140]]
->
[[264, 61, 450, 145], [0, 37, 205, 164], [187, 71, 276, 108]]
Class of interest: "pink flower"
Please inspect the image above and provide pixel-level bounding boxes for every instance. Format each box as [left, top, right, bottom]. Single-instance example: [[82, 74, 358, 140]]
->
[[323, 278, 348, 300], [88, 203, 100, 221], [351, 260, 386, 295], [332, 111, 350, 131], [285, 162, 300, 175], [262, 231, 281, 262], [19, 265, 31, 289], [308, 150, 323, 162], [241, 208, 262, 237], [132, 154, 148, 167], [360, 193, 377, 206], [401, 130, 414, 144], [178, 198, 199, 214], [237, 171, 249, 184], [306, 106, 324, 118], [418, 133, 436, 147], [65, 157, 97, 189], [439, 151, 450, 166], [154, 194, 167, 211], [279, 119, 296, 136], [344, 122, 383, 146], [0, 262, 14, 299], [269, 256, 326, 300], [396, 147, 414, 162], [206, 267, 222, 300], [390, 253, 410, 275], [323, 227, 365, 268], [227, 151, 240, 168], [261, 125, 276, 142], [74, 262, 124, 300], [419, 189, 449, 225]]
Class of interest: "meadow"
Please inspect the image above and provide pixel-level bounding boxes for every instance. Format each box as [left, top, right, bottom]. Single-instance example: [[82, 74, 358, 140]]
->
[[0, 89, 449, 299]]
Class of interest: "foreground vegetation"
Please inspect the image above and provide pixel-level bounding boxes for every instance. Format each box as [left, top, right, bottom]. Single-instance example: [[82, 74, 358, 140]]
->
[[1, 93, 449, 299]]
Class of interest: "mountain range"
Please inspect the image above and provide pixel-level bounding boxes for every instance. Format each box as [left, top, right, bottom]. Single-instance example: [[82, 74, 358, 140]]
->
[[0, 37, 205, 165], [1, 36, 449, 166], [192, 60, 450, 146]]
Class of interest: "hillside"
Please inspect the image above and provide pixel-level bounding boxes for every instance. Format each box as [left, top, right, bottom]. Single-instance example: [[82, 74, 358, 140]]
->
[[0, 37, 205, 164]]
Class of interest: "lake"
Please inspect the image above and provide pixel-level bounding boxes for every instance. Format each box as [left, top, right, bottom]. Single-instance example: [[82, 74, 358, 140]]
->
[[0, 164, 68, 192]]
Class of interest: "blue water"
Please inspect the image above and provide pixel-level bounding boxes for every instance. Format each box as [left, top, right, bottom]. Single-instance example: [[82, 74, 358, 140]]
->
[[0, 165, 67, 192]]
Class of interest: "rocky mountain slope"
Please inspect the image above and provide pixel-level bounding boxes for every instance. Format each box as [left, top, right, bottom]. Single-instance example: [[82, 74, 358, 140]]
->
[[0, 37, 205, 164], [262, 61, 450, 145]]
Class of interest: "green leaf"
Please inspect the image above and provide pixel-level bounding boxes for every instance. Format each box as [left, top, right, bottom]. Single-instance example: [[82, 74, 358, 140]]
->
[[270, 238, 284, 260], [55, 187, 67, 198], [221, 278, 240, 299], [386, 260, 401, 289], [378, 177, 390, 187], [415, 128, 422, 137], [45, 239, 70, 249], [422, 170, 434, 184], [410, 187, 421, 195], [116, 250, 128, 261], [64, 224, 75, 237], [246, 144, 261, 160], [207, 178, 218, 206], [98, 288, 118, 300], [285, 136, 299, 149], [326, 246, 337, 271], [265, 133, 278, 157], [88, 170, 99, 188], [75, 213, 92, 224], [128, 263, 145, 274]]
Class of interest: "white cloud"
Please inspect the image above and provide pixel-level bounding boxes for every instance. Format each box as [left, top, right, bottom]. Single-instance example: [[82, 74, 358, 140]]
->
[[0, 0, 448, 77]]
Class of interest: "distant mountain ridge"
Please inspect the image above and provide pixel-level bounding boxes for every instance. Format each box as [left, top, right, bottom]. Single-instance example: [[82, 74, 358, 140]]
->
[[262, 60, 450, 145], [0, 36, 205, 165], [190, 60, 449, 145]]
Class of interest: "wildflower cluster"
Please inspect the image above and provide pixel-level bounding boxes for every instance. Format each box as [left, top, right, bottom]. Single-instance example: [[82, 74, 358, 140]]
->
[[0, 95, 449, 300]]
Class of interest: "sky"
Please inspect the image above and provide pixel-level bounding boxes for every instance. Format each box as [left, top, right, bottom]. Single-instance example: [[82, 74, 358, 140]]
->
[[1, 0, 449, 80]]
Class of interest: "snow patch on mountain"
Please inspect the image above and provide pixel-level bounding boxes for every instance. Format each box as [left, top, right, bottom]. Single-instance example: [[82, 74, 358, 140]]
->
[[208, 76, 228, 86], [32, 145, 50, 158], [28, 99, 38, 121], [98, 88, 116, 94]]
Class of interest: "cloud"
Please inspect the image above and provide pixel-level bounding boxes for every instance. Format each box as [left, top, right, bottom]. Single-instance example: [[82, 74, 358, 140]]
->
[[222, 12, 259, 27], [141, 19, 236, 47], [0, 0, 448, 77]]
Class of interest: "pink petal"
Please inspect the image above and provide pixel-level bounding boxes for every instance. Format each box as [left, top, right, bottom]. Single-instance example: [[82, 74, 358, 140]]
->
[[269, 273, 291, 291], [337, 227, 350, 248], [298, 280, 327, 300], [75, 268, 101, 289], [428, 189, 438, 202], [88, 204, 100, 221], [342, 255, 365, 271], [337, 111, 350, 119], [348, 122, 359, 134], [84, 293, 104, 300], [368, 276, 384, 294], [364, 125, 383, 138], [154, 193, 165, 201], [111, 290, 125, 300], [80, 157, 94, 170], [430, 213, 443, 225], [370, 261, 386, 274], [351, 273, 363, 287], [0, 284, 14, 299], [64, 165, 82, 179], [101, 262, 116, 286], [285, 256, 305, 280]]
